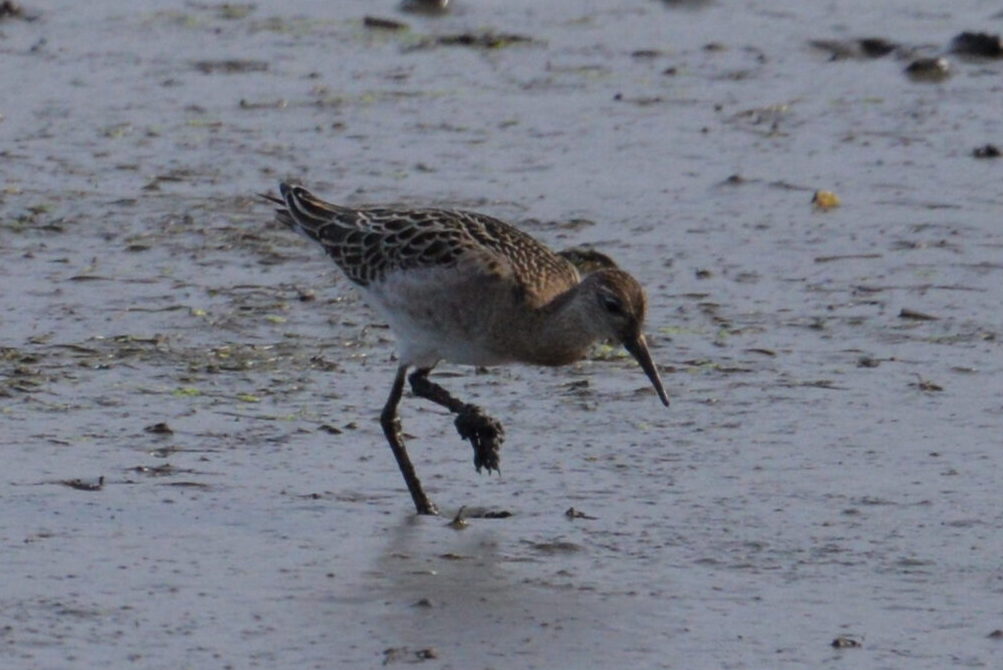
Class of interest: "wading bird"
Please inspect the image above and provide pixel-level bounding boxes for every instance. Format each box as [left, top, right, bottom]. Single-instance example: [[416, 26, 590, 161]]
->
[[264, 183, 668, 515]]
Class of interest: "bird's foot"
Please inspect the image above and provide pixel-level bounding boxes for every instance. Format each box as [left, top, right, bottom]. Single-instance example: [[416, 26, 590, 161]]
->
[[416, 500, 440, 516], [455, 404, 504, 474]]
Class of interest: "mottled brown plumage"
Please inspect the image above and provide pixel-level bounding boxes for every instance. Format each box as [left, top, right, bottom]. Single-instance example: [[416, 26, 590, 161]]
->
[[273, 184, 579, 307]]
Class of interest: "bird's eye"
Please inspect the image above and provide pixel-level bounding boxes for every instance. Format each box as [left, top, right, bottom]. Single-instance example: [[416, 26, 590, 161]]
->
[[600, 293, 624, 315]]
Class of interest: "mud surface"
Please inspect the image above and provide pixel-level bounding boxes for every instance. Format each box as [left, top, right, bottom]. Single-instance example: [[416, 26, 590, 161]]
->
[[3, 1, 1003, 668]]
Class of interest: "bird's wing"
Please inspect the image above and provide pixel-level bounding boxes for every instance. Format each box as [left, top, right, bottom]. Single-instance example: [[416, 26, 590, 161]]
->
[[271, 185, 579, 301]]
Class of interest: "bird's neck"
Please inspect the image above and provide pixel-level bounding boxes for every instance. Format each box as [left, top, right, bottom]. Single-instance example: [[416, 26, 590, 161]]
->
[[509, 286, 599, 367]]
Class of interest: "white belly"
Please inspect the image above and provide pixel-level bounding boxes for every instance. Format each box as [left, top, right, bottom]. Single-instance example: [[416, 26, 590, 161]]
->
[[363, 267, 516, 368]]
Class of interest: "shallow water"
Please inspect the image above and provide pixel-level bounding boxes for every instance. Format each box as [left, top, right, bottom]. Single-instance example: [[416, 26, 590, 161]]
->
[[3, 1, 1003, 668]]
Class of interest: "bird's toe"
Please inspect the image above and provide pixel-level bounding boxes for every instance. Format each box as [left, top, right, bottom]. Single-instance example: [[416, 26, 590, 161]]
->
[[455, 406, 504, 474]]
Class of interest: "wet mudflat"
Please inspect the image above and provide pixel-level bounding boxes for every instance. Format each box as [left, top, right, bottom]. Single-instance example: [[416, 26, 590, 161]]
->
[[3, 1, 1003, 668]]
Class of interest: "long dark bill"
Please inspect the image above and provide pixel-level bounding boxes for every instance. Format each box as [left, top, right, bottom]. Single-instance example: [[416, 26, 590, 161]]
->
[[623, 334, 670, 407]]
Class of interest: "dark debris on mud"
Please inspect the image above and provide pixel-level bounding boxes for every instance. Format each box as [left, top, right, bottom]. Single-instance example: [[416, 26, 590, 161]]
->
[[59, 476, 105, 492], [0, 1, 36, 22], [950, 32, 1003, 58], [143, 421, 174, 435], [407, 31, 537, 51], [399, 0, 450, 15], [809, 37, 901, 60], [565, 507, 598, 520], [193, 59, 269, 75], [382, 646, 438, 665], [811, 30, 1003, 83], [972, 144, 1000, 159], [364, 16, 409, 31]]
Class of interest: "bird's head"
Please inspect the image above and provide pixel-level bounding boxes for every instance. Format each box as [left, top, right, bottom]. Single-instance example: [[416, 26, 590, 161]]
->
[[584, 269, 669, 407]]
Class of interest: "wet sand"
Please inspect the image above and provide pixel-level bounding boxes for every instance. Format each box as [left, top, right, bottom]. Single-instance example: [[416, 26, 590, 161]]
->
[[3, 1, 1003, 668]]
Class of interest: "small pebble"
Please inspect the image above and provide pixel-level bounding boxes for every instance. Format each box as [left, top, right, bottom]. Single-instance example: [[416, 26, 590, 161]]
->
[[904, 57, 951, 82]]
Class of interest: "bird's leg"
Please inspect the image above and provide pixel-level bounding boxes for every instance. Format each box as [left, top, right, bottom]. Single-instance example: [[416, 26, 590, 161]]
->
[[408, 368, 504, 474], [380, 365, 438, 515]]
